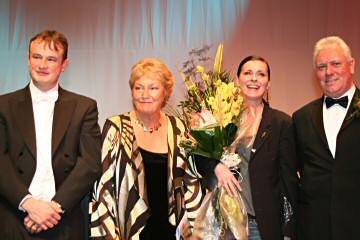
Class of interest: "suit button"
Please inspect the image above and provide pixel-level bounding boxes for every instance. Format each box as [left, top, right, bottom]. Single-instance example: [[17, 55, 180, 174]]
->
[[19, 152, 23, 157], [64, 154, 70, 158], [18, 169, 24, 174]]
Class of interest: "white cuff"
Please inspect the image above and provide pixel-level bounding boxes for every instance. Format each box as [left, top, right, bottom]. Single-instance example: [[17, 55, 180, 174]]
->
[[18, 194, 32, 212]]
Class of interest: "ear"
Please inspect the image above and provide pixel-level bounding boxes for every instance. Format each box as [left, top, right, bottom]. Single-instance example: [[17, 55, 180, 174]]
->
[[349, 57, 355, 75], [266, 80, 271, 90], [61, 59, 70, 72], [234, 77, 240, 86]]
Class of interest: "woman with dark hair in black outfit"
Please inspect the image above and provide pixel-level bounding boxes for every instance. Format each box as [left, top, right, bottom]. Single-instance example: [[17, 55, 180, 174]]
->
[[194, 56, 298, 240]]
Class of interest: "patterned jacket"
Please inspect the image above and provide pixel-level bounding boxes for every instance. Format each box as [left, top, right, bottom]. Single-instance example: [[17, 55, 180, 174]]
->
[[89, 113, 203, 239]]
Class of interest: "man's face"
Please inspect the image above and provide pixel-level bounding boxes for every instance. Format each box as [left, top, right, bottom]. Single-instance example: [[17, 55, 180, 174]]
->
[[315, 45, 355, 98], [28, 39, 69, 91]]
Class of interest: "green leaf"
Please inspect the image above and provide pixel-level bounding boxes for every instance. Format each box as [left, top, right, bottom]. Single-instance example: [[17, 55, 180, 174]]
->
[[189, 123, 238, 160], [224, 123, 238, 145], [190, 128, 215, 152]]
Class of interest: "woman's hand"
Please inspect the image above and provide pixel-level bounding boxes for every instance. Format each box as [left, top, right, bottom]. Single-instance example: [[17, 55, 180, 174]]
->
[[214, 163, 241, 197], [189, 113, 202, 129]]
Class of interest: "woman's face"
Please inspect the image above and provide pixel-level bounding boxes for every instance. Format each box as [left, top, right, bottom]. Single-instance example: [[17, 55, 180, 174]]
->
[[132, 75, 167, 115], [235, 60, 270, 103]]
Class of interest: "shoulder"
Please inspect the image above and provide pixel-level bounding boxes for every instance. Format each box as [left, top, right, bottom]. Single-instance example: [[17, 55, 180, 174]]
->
[[167, 115, 186, 132], [59, 88, 97, 106], [292, 98, 322, 119], [268, 106, 290, 120], [265, 104, 291, 126], [0, 87, 26, 103], [104, 112, 131, 130], [0, 88, 28, 115]]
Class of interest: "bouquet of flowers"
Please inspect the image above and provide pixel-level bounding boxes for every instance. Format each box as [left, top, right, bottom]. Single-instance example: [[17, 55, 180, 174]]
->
[[179, 44, 244, 159], [178, 44, 248, 240]]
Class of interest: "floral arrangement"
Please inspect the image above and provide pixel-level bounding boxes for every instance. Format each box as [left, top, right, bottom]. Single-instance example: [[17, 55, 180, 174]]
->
[[178, 44, 248, 240], [178, 44, 244, 160], [349, 97, 360, 119]]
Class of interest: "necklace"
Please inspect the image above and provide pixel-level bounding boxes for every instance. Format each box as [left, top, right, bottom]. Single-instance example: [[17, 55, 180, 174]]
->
[[134, 118, 161, 133]]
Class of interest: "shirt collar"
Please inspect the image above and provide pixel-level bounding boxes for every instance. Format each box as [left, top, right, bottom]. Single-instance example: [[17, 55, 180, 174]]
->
[[30, 80, 59, 103]]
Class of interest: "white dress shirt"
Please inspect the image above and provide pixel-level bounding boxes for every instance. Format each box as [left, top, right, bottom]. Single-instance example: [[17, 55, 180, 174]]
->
[[323, 84, 355, 158], [27, 80, 58, 201]]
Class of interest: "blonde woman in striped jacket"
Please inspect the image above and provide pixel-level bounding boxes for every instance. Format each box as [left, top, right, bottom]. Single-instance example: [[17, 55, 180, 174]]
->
[[89, 58, 203, 240]]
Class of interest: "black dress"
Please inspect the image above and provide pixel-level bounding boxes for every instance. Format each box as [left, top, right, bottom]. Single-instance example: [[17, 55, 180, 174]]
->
[[139, 148, 176, 240]]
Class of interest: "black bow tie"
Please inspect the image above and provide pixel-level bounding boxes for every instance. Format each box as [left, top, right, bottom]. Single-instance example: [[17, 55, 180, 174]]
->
[[325, 96, 348, 108]]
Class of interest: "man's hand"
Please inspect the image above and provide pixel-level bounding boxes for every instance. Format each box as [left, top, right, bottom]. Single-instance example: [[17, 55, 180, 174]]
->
[[214, 163, 241, 197], [186, 235, 200, 240], [21, 197, 62, 230], [24, 215, 42, 234]]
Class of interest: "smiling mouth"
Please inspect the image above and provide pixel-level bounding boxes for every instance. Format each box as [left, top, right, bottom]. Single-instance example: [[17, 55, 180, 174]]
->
[[36, 71, 49, 76], [325, 78, 338, 84], [246, 85, 260, 89]]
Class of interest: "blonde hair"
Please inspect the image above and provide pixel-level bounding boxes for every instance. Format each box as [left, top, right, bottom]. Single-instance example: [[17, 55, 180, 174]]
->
[[313, 36, 352, 67], [129, 58, 174, 107]]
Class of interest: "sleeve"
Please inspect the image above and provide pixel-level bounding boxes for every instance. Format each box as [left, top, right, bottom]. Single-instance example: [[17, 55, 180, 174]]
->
[[279, 117, 299, 238], [192, 154, 219, 178], [188, 154, 220, 192], [0, 112, 29, 208], [52, 100, 102, 211], [89, 118, 122, 239], [172, 118, 204, 234]]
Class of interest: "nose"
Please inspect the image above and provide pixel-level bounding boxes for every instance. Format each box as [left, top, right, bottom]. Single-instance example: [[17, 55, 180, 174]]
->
[[251, 73, 257, 81], [325, 64, 334, 75], [141, 88, 150, 98], [39, 59, 48, 69]]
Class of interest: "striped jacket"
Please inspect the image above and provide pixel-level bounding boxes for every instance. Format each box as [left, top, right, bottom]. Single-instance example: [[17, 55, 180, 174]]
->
[[89, 113, 203, 239]]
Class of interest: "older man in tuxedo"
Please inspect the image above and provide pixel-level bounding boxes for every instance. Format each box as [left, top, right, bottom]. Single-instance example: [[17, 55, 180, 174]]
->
[[0, 30, 101, 239], [293, 36, 360, 240]]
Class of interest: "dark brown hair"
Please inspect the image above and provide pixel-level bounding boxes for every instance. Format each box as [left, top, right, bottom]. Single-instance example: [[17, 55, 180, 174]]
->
[[237, 55, 270, 80]]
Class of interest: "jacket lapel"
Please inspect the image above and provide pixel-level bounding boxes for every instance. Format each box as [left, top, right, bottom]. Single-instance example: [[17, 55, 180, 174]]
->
[[11, 86, 37, 158], [52, 87, 76, 157], [251, 103, 271, 158], [339, 88, 360, 132], [310, 97, 330, 149]]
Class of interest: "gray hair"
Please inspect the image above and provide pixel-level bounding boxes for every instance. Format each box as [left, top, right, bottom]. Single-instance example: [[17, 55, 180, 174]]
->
[[313, 36, 352, 67]]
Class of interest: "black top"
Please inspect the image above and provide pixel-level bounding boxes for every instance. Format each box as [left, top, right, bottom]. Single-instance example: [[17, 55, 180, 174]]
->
[[139, 147, 176, 240], [193, 103, 299, 240]]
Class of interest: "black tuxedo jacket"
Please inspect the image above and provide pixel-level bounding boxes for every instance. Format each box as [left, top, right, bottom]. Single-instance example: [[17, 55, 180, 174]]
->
[[0, 86, 101, 239], [195, 103, 299, 240], [293, 88, 360, 240]]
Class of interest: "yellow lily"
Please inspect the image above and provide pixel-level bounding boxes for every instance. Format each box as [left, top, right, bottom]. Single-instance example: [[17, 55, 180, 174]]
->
[[213, 43, 223, 74]]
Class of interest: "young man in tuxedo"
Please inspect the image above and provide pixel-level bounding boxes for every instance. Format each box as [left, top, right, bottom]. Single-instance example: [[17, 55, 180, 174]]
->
[[0, 30, 101, 239], [293, 36, 360, 240]]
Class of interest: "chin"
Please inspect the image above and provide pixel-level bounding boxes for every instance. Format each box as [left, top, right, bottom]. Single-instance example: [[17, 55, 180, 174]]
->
[[136, 108, 159, 115], [245, 94, 263, 100]]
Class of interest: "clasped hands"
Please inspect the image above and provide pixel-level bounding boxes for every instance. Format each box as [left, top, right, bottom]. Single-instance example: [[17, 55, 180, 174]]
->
[[21, 197, 63, 234]]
